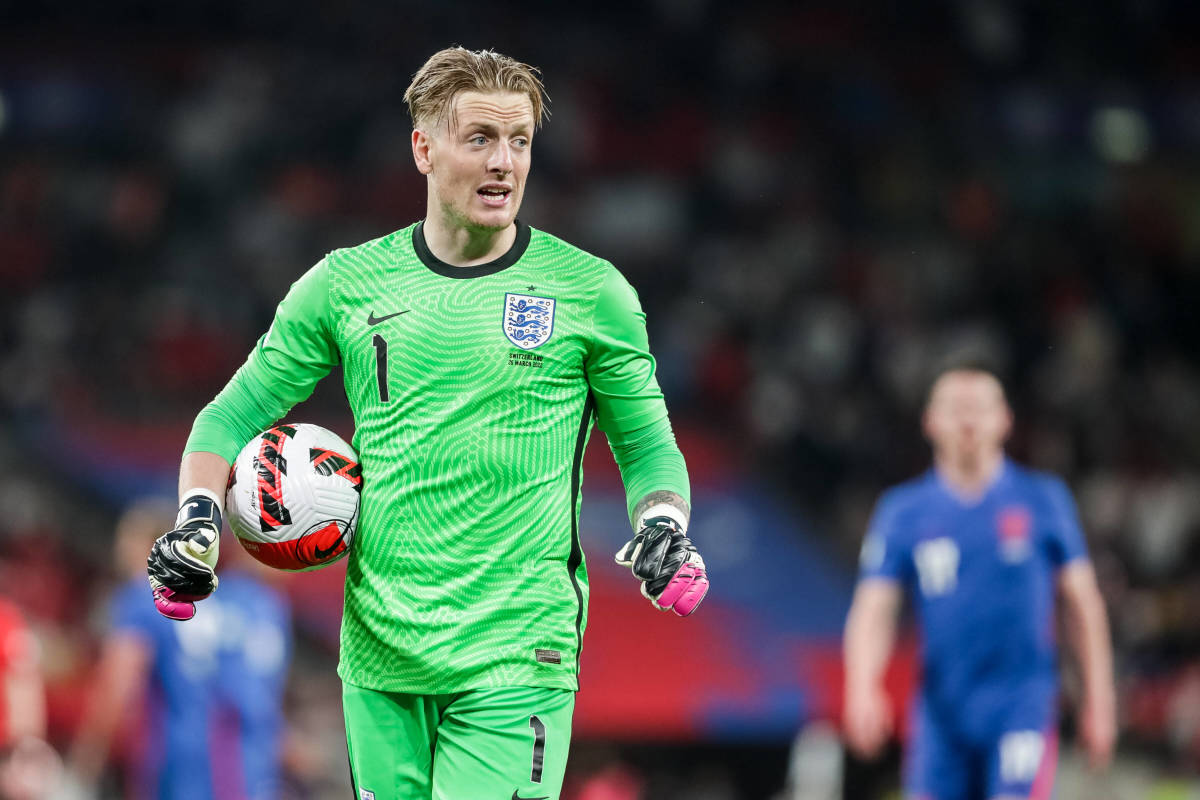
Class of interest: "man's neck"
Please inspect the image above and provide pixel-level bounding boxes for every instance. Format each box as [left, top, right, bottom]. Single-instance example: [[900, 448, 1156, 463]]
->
[[934, 449, 1005, 502], [423, 210, 516, 267]]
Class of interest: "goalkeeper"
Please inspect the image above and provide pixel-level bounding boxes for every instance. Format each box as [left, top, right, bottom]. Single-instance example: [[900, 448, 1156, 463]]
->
[[146, 46, 708, 800]]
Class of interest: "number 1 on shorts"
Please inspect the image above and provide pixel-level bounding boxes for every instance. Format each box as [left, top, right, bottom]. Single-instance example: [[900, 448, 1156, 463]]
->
[[528, 715, 546, 783]]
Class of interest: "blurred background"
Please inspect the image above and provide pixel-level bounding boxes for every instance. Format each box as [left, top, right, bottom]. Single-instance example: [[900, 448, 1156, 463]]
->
[[1, 0, 1199, 797]]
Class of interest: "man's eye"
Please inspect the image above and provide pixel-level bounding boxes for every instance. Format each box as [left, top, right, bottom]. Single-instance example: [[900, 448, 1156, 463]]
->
[[471, 135, 487, 145]]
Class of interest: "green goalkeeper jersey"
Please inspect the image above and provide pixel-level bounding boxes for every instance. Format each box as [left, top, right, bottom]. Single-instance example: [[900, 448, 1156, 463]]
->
[[185, 220, 690, 693]]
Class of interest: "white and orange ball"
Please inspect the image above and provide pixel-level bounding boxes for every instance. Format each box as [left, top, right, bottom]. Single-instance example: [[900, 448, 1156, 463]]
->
[[226, 423, 361, 571]]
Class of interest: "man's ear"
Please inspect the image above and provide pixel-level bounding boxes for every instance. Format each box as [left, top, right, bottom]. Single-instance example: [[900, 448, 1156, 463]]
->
[[1000, 404, 1014, 443], [413, 128, 434, 175]]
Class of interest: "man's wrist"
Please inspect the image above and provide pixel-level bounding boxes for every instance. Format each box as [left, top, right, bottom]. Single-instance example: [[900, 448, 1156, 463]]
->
[[177, 489, 224, 531], [631, 491, 690, 533], [637, 503, 688, 532], [1083, 685, 1116, 712], [179, 487, 224, 515]]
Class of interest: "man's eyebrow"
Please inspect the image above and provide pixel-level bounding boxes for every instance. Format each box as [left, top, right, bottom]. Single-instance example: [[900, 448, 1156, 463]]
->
[[460, 120, 532, 136], [459, 120, 500, 136]]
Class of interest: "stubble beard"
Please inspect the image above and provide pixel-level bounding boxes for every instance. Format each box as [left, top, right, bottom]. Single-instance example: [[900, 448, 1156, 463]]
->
[[438, 192, 517, 236]]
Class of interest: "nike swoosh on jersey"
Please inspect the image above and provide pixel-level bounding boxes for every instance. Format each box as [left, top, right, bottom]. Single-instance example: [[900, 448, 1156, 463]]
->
[[511, 792, 549, 800], [367, 310, 409, 325]]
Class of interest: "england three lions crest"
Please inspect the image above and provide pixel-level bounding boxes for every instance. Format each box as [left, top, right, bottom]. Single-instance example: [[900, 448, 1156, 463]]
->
[[503, 293, 556, 350]]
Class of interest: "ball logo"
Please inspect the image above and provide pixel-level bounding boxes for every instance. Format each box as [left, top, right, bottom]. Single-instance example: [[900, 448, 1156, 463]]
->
[[503, 293, 555, 350], [997, 505, 1032, 563]]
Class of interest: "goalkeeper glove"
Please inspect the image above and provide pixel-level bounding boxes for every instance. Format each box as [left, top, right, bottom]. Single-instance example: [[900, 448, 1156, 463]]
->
[[615, 514, 709, 617], [146, 491, 222, 621]]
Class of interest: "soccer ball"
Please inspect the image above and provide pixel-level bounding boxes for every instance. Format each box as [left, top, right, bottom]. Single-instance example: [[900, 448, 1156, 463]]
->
[[226, 423, 362, 571]]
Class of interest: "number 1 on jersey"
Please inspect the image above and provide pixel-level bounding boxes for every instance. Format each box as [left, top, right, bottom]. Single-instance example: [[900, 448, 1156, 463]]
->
[[372, 334, 389, 402]]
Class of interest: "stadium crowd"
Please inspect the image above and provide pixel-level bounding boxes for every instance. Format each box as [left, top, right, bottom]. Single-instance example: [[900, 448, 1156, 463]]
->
[[1, 1, 1199, 797]]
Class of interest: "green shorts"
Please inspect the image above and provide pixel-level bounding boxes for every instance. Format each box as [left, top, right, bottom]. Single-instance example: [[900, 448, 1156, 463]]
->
[[343, 682, 575, 800]]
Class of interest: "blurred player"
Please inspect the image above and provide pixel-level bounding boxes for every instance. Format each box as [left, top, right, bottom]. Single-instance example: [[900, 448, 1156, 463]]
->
[[145, 46, 708, 800], [843, 364, 1116, 799], [69, 499, 291, 799], [0, 595, 55, 800]]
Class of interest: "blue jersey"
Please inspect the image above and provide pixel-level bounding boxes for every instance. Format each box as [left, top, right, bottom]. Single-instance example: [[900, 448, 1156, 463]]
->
[[858, 459, 1088, 738], [110, 571, 291, 800]]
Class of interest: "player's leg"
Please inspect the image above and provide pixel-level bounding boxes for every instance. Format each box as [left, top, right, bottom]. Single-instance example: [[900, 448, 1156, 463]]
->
[[432, 686, 574, 800], [343, 682, 439, 799], [903, 698, 972, 800]]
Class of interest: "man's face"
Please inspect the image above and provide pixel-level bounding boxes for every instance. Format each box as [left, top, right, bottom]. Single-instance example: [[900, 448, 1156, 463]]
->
[[923, 371, 1012, 465], [416, 90, 534, 233]]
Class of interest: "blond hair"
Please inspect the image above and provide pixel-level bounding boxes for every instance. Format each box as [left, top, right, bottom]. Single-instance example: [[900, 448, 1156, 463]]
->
[[404, 46, 549, 131]]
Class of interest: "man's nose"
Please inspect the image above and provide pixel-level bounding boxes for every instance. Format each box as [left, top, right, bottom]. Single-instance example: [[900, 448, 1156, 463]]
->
[[489, 142, 513, 173]]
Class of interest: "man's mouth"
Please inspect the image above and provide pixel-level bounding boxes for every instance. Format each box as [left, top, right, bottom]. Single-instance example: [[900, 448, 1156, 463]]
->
[[478, 186, 512, 207]]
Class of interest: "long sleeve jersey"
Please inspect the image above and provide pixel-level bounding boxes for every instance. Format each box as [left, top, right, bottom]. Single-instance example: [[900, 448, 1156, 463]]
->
[[186, 220, 690, 692]]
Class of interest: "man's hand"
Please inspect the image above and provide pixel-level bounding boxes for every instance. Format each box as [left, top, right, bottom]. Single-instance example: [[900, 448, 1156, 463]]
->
[[844, 681, 893, 759], [614, 516, 709, 616], [146, 492, 222, 621], [1057, 561, 1117, 770], [0, 737, 63, 800], [1079, 692, 1116, 770]]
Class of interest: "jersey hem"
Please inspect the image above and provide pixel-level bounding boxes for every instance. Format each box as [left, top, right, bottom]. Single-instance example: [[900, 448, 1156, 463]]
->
[[336, 665, 580, 694]]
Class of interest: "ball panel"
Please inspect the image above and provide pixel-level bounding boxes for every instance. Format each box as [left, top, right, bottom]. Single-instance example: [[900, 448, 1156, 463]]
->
[[237, 519, 351, 571]]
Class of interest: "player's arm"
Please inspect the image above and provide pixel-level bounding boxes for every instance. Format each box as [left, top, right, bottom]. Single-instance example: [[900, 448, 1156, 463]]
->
[[148, 259, 340, 620], [2, 621, 44, 742], [66, 631, 152, 785], [843, 498, 910, 760], [4, 663, 45, 744], [0, 611, 54, 800], [843, 577, 901, 759], [1058, 559, 1116, 769], [1045, 477, 1116, 769], [586, 268, 706, 616]]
